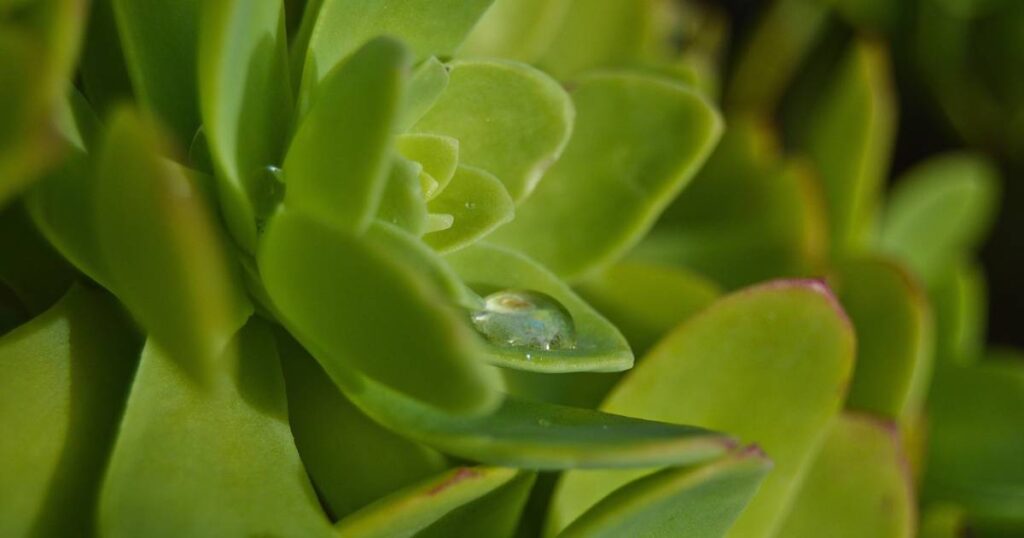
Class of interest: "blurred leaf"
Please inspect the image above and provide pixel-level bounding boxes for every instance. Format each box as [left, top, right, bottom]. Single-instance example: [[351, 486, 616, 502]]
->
[[78, 0, 133, 116], [644, 118, 827, 289], [397, 133, 459, 200], [878, 153, 1000, 286], [923, 352, 1024, 530], [112, 0, 201, 145], [459, 0, 572, 63], [398, 57, 449, 132], [445, 242, 633, 373], [278, 331, 447, 519], [0, 201, 73, 314], [0, 286, 138, 537], [551, 280, 855, 537], [334, 467, 533, 538], [832, 257, 934, 419], [491, 72, 722, 280], [795, 38, 895, 255], [95, 108, 252, 383], [920, 504, 968, 538], [99, 323, 335, 537], [775, 413, 915, 538], [575, 261, 720, 357], [300, 0, 494, 104], [558, 449, 771, 538], [930, 260, 987, 365], [413, 59, 573, 202], [377, 158, 428, 236], [284, 37, 409, 234], [259, 207, 502, 415], [199, 0, 292, 252], [425, 166, 514, 253]]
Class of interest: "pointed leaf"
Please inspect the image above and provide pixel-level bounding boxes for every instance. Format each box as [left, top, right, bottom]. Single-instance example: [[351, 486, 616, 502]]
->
[[425, 166, 514, 253], [416, 471, 536, 538], [557, 449, 772, 538], [445, 243, 633, 373], [490, 72, 722, 279], [259, 208, 502, 415], [832, 257, 934, 419], [779, 413, 915, 537], [879, 153, 1000, 285], [413, 59, 573, 202], [284, 36, 409, 234], [95, 109, 252, 382], [550, 280, 855, 537], [199, 0, 292, 252], [334, 467, 531, 538], [99, 324, 335, 537], [0, 286, 138, 537]]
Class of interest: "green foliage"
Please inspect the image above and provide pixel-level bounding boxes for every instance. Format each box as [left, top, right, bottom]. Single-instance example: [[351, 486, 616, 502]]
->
[[1, 0, 1021, 536]]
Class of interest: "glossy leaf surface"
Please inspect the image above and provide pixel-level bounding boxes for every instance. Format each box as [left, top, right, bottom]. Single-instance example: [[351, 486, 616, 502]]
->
[[396, 133, 460, 199], [490, 72, 722, 279], [425, 165, 514, 253]]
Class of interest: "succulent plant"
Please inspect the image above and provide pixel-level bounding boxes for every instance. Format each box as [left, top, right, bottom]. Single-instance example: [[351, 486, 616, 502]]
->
[[1, 0, 1021, 537]]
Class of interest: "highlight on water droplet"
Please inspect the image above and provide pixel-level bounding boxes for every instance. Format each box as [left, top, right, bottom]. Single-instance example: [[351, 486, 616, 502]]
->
[[470, 289, 576, 351]]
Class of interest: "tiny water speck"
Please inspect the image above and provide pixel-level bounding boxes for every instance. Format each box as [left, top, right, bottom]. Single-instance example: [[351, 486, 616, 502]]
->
[[470, 289, 576, 351]]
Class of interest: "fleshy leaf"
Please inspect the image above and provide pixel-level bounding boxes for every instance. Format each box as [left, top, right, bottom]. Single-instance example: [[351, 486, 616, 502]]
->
[[112, 0, 201, 145], [550, 280, 855, 537], [575, 261, 721, 357], [99, 324, 335, 537], [831, 257, 934, 419], [377, 158, 428, 236], [557, 449, 772, 538], [198, 0, 292, 252], [459, 0, 572, 63], [878, 153, 1000, 286], [396, 133, 460, 199], [95, 108, 252, 382], [644, 117, 827, 289], [445, 242, 633, 373], [278, 330, 447, 519], [398, 57, 449, 132], [930, 260, 987, 365], [333, 467, 533, 538], [923, 353, 1024, 529], [425, 166, 514, 253], [300, 0, 494, 103], [259, 207, 502, 415], [490, 72, 722, 280], [284, 36, 409, 234], [775, 413, 915, 538], [412, 59, 573, 202], [794, 38, 895, 255], [0, 286, 138, 537]]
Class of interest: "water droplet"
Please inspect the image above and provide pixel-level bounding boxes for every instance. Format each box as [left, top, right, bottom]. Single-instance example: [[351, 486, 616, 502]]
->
[[464, 201, 476, 210], [525, 353, 532, 361], [470, 290, 576, 351]]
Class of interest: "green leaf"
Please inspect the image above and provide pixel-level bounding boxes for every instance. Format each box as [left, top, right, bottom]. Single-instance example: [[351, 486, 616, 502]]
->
[[300, 0, 494, 102], [284, 36, 409, 234], [334, 467, 533, 538], [557, 448, 772, 538], [278, 330, 447, 519], [930, 260, 987, 365], [199, 0, 292, 252], [0, 201, 74, 315], [878, 153, 1000, 286], [550, 280, 855, 537], [643, 118, 827, 289], [459, 0, 572, 63], [490, 72, 722, 280], [576, 261, 720, 357], [396, 133, 460, 200], [377, 158, 428, 236], [95, 108, 252, 383], [923, 353, 1024, 529], [831, 257, 934, 419], [445, 242, 633, 373], [795, 38, 896, 255], [259, 207, 502, 415], [398, 57, 450, 132], [78, 0, 134, 116], [425, 166, 514, 253], [0, 286, 138, 537], [415, 471, 536, 538], [412, 59, 573, 202], [112, 0, 201, 146], [24, 153, 109, 288], [775, 413, 915, 538], [99, 323, 335, 537], [920, 505, 969, 538]]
